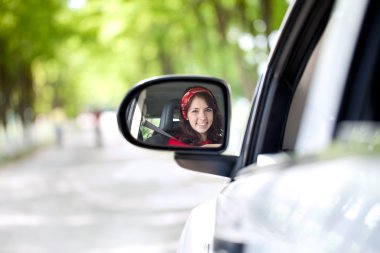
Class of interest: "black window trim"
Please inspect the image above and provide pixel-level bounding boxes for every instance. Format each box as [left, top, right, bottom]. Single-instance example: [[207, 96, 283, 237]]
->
[[336, 0, 380, 126], [232, 0, 335, 177]]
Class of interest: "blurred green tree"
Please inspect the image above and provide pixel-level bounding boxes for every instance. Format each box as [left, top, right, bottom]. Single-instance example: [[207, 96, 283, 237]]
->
[[0, 0, 69, 125], [0, 0, 288, 127]]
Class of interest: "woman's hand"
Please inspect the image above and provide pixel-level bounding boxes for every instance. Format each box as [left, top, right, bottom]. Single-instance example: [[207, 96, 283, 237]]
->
[[201, 143, 221, 148]]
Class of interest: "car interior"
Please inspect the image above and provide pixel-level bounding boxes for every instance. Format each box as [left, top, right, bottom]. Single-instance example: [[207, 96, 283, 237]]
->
[[144, 98, 181, 145]]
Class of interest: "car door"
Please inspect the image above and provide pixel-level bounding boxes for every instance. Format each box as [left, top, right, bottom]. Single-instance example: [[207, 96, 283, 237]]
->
[[213, 0, 380, 251], [177, 0, 338, 251]]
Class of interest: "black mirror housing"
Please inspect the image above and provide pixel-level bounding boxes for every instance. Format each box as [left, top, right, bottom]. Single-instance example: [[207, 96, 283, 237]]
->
[[117, 75, 232, 153]]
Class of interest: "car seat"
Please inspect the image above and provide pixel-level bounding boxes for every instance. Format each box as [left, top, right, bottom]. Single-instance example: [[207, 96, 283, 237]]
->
[[145, 99, 181, 145]]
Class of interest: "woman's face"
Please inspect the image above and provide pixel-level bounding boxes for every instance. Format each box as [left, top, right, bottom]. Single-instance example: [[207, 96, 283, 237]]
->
[[187, 96, 213, 139]]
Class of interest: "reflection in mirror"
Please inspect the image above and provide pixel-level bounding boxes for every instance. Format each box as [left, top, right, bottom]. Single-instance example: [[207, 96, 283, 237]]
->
[[129, 82, 225, 148]]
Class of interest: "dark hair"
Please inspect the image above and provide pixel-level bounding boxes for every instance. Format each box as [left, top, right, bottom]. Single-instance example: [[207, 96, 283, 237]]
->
[[179, 88, 223, 146]]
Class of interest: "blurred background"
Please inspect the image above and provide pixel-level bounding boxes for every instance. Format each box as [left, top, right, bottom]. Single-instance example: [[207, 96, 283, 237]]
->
[[0, 0, 289, 252]]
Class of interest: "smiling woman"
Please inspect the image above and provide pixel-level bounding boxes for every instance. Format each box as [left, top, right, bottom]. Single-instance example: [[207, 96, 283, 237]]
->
[[168, 86, 223, 147]]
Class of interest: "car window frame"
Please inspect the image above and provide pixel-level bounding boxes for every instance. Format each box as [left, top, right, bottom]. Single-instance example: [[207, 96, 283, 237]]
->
[[232, 0, 335, 177], [336, 0, 380, 125]]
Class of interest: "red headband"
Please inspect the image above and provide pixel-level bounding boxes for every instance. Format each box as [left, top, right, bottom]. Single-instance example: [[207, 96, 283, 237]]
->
[[181, 87, 213, 120]]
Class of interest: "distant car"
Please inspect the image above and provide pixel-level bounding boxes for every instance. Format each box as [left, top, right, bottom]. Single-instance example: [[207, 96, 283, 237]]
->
[[117, 0, 380, 252]]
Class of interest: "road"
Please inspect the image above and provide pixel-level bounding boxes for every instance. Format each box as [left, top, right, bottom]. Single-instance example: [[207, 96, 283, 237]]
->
[[0, 115, 226, 253]]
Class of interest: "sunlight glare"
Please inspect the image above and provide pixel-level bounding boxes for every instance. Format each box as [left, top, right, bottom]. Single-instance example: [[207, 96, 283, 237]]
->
[[67, 0, 86, 10]]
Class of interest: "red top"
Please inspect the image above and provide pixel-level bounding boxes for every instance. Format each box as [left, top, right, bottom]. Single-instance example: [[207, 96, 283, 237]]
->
[[167, 137, 212, 147]]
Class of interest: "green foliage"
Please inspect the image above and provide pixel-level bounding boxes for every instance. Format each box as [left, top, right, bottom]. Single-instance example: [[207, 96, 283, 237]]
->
[[0, 0, 289, 126]]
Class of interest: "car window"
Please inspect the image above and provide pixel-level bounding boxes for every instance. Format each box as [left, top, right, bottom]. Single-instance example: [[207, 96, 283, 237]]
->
[[140, 117, 161, 140], [336, 0, 380, 125], [295, 0, 371, 155], [237, 0, 335, 169], [282, 39, 323, 151]]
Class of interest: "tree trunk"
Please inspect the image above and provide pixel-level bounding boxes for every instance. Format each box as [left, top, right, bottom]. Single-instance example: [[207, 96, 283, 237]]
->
[[211, 0, 229, 42]]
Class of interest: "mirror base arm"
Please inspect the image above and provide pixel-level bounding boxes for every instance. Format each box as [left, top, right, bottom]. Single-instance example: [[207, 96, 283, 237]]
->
[[174, 153, 237, 178]]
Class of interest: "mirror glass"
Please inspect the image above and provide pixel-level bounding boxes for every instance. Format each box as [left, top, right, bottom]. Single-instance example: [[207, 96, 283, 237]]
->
[[127, 81, 226, 149]]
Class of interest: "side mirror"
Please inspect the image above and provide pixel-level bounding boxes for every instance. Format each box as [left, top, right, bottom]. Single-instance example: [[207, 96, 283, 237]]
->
[[117, 75, 231, 152]]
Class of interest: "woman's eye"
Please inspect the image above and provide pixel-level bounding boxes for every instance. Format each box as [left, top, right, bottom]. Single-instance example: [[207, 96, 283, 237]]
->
[[205, 108, 213, 112], [191, 109, 199, 113]]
